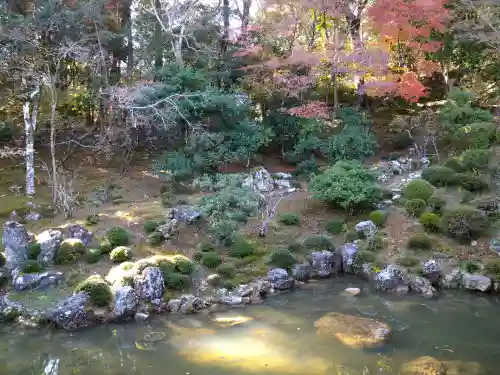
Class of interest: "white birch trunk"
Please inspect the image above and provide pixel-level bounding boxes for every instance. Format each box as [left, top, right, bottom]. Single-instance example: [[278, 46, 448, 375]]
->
[[23, 86, 40, 196], [50, 101, 57, 203]]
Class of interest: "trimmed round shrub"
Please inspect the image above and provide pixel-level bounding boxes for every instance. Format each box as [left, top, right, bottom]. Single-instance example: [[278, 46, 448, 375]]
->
[[421, 166, 458, 187], [353, 250, 376, 265], [173, 255, 194, 275], [99, 239, 113, 254], [405, 198, 427, 217], [216, 263, 236, 278], [28, 242, 41, 260], [74, 275, 113, 307], [325, 219, 345, 234], [106, 226, 131, 247], [279, 212, 300, 226], [369, 210, 387, 227], [458, 173, 488, 192], [0, 252, 5, 267], [229, 238, 255, 258], [428, 195, 446, 214], [222, 280, 236, 290], [21, 260, 42, 274], [403, 179, 435, 201], [55, 239, 85, 265], [419, 212, 441, 232], [442, 207, 489, 241], [287, 242, 303, 252], [198, 241, 216, 253], [165, 273, 190, 290], [460, 148, 491, 171], [443, 157, 465, 173], [269, 248, 296, 269], [86, 248, 101, 264], [85, 214, 100, 225], [193, 251, 203, 262], [407, 233, 433, 250], [201, 252, 222, 268], [147, 231, 164, 246], [109, 246, 132, 263], [143, 220, 160, 234], [302, 235, 333, 251]]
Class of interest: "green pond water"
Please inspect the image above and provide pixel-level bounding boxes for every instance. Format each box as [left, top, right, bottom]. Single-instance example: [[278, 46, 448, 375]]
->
[[1, 276, 499, 375]]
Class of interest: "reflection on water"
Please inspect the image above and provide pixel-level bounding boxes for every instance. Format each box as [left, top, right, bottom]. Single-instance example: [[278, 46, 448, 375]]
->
[[2, 276, 500, 374]]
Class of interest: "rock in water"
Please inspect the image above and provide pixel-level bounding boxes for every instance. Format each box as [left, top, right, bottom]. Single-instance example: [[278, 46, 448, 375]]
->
[[67, 224, 93, 246], [341, 242, 358, 274], [401, 356, 445, 375], [292, 263, 310, 281], [49, 293, 95, 331], [267, 268, 294, 290], [112, 286, 139, 320], [36, 229, 63, 265], [314, 312, 391, 349], [134, 267, 164, 301], [460, 273, 492, 292], [308, 251, 340, 277], [2, 221, 30, 270], [344, 287, 361, 296]]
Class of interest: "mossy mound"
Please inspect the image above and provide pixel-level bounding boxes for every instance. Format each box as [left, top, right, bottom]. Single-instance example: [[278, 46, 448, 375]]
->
[[74, 275, 113, 307], [109, 246, 133, 263], [55, 239, 86, 265]]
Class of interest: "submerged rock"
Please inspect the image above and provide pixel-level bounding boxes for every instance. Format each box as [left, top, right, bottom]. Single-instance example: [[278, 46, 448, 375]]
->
[[422, 260, 441, 284], [314, 312, 391, 349], [36, 229, 63, 265], [12, 270, 64, 291], [401, 356, 445, 375], [460, 273, 492, 292], [267, 268, 294, 290], [344, 287, 361, 296], [49, 293, 95, 331], [308, 251, 340, 278], [2, 221, 30, 270], [292, 263, 310, 281], [67, 224, 93, 246], [409, 275, 437, 298], [112, 286, 138, 320], [134, 267, 164, 301], [341, 242, 358, 274]]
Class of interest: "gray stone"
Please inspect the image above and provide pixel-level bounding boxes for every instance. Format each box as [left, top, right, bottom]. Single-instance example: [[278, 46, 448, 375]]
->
[[374, 265, 409, 293], [409, 275, 437, 297], [2, 221, 30, 270], [355, 220, 377, 234], [49, 293, 94, 331], [461, 273, 492, 292], [157, 219, 179, 239], [308, 250, 340, 277], [341, 242, 359, 273], [133, 267, 164, 301], [389, 160, 403, 175], [257, 279, 272, 294], [243, 167, 274, 192], [12, 270, 63, 291], [267, 268, 294, 290], [166, 299, 182, 312], [292, 263, 310, 281], [36, 229, 63, 265], [440, 268, 462, 289], [168, 205, 202, 224], [67, 224, 93, 246], [25, 211, 41, 221], [134, 312, 149, 321], [179, 294, 206, 313], [112, 286, 138, 320], [422, 259, 441, 284], [220, 294, 243, 305]]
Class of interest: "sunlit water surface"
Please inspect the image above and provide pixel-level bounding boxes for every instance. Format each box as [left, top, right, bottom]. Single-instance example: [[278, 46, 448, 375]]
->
[[2, 276, 500, 375]]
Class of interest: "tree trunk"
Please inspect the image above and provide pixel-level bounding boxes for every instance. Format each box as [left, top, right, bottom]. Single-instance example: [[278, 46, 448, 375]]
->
[[23, 86, 40, 196], [50, 101, 57, 203], [153, 0, 163, 78], [239, 0, 251, 38], [124, 0, 133, 85]]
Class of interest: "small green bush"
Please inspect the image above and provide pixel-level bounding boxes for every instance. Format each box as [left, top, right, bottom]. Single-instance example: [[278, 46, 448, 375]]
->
[[198, 240, 216, 253], [193, 251, 203, 261], [458, 173, 488, 192], [369, 210, 387, 227], [443, 207, 489, 241], [459, 148, 491, 171], [109, 246, 132, 263], [484, 259, 500, 280], [421, 166, 458, 187], [325, 219, 345, 234], [216, 263, 236, 278], [366, 232, 385, 251], [105, 226, 131, 247], [20, 260, 42, 273], [279, 212, 300, 226], [28, 242, 41, 260], [420, 212, 441, 232], [269, 248, 296, 269], [55, 239, 85, 265], [173, 255, 194, 275], [229, 238, 255, 258], [346, 231, 358, 241], [222, 280, 237, 290], [74, 275, 113, 307], [165, 273, 190, 290], [212, 220, 239, 246], [302, 235, 333, 251], [143, 220, 160, 234], [403, 179, 435, 201], [86, 248, 101, 264], [201, 252, 222, 268], [405, 198, 427, 217], [407, 233, 433, 250], [460, 189, 475, 203], [461, 260, 481, 274], [85, 214, 100, 225], [147, 231, 164, 246], [397, 255, 419, 268], [99, 239, 113, 254], [443, 157, 465, 173], [287, 242, 303, 252], [353, 250, 376, 265], [428, 195, 446, 214], [0, 252, 5, 267]]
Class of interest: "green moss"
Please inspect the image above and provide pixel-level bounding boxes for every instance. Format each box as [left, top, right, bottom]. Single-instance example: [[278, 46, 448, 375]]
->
[[147, 231, 164, 246], [105, 226, 131, 247], [173, 255, 194, 275], [302, 235, 333, 251], [420, 212, 441, 232], [20, 260, 42, 274], [55, 239, 85, 265], [407, 233, 433, 250], [369, 210, 387, 227], [405, 198, 427, 217], [216, 263, 236, 278], [165, 272, 190, 290], [269, 248, 296, 269], [353, 250, 376, 265], [278, 212, 300, 226], [325, 219, 346, 234], [197, 240, 216, 253], [403, 179, 435, 201], [27, 242, 41, 260], [99, 239, 113, 254], [201, 252, 222, 268], [109, 246, 132, 263], [86, 248, 101, 264], [143, 220, 160, 234], [484, 259, 500, 280], [85, 214, 100, 225], [396, 255, 419, 268], [229, 237, 255, 258], [222, 280, 236, 290], [74, 275, 113, 307], [287, 242, 303, 252]]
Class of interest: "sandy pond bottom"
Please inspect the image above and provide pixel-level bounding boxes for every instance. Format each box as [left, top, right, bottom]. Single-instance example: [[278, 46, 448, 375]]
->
[[1, 276, 499, 375]]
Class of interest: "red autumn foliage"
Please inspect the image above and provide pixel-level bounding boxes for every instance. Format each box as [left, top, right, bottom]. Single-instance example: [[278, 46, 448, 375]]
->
[[287, 101, 331, 119]]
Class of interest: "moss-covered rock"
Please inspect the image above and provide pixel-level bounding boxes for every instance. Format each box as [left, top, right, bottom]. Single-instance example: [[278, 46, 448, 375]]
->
[[0, 252, 6, 267], [99, 239, 113, 254], [229, 237, 255, 258], [106, 226, 131, 247], [216, 263, 236, 278], [110, 246, 132, 263], [165, 272, 190, 290], [74, 275, 113, 307], [27, 242, 42, 260], [55, 239, 85, 265], [201, 252, 222, 268], [147, 231, 164, 246], [173, 255, 194, 275], [20, 260, 43, 274], [400, 356, 445, 375], [86, 248, 101, 264], [269, 248, 296, 270]]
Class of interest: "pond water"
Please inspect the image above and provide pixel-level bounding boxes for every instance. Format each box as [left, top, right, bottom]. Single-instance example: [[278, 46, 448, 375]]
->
[[2, 277, 500, 375]]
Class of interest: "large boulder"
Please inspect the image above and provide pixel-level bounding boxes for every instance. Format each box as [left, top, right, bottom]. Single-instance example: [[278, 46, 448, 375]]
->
[[267, 268, 294, 290], [67, 224, 93, 246], [314, 312, 391, 349], [374, 265, 409, 293], [409, 275, 437, 298], [134, 266, 164, 301], [12, 270, 64, 291], [401, 356, 445, 375], [422, 259, 441, 284], [49, 293, 95, 331], [243, 167, 274, 192], [36, 229, 63, 265], [460, 273, 492, 292], [112, 286, 138, 320], [168, 206, 202, 224], [341, 242, 359, 274], [292, 263, 310, 281], [308, 250, 340, 278], [2, 221, 30, 270]]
